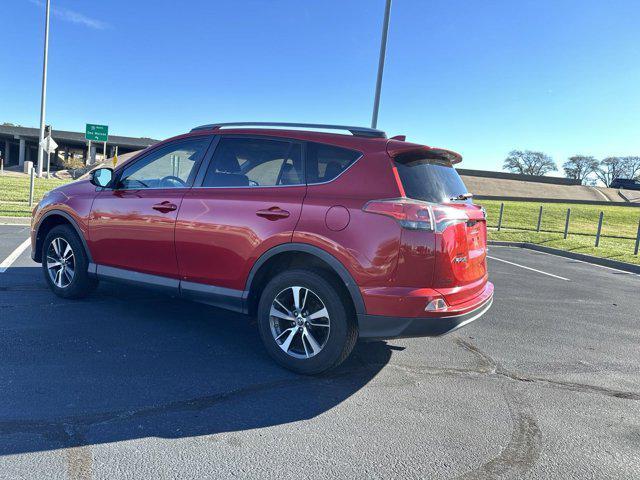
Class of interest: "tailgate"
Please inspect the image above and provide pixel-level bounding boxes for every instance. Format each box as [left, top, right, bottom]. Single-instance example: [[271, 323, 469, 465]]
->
[[434, 204, 488, 305]]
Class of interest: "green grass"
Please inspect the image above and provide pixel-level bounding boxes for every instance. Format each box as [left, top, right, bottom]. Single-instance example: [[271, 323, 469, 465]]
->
[[478, 200, 640, 265], [0, 203, 35, 217], [0, 175, 71, 217]]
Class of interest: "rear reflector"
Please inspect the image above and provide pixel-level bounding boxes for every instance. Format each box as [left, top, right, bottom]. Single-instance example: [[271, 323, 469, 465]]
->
[[363, 198, 468, 232], [425, 298, 447, 312]]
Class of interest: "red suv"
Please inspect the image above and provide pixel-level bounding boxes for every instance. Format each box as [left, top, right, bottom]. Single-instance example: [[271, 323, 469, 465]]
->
[[31, 122, 493, 374]]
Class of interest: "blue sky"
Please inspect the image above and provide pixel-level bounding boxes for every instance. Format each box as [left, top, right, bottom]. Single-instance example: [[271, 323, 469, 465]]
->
[[2, 0, 639, 171]]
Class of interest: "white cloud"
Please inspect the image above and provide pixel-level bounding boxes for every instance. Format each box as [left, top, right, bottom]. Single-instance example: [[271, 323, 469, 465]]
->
[[28, 0, 109, 30]]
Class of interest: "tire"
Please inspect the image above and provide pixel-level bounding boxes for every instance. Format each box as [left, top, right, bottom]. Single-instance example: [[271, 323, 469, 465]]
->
[[41, 224, 97, 299], [257, 268, 358, 375]]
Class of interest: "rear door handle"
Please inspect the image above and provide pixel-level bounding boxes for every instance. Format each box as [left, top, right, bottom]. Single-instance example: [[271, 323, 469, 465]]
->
[[152, 201, 178, 213], [256, 207, 290, 220]]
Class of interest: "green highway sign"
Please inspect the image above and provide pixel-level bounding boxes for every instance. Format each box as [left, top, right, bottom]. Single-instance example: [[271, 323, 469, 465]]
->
[[85, 124, 109, 142]]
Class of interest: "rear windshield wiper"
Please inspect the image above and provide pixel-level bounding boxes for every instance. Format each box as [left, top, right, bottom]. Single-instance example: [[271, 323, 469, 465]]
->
[[449, 193, 473, 201]]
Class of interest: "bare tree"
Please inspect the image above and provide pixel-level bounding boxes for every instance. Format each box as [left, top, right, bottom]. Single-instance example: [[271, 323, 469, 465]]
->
[[503, 150, 557, 176], [562, 155, 598, 184], [622, 156, 640, 180], [594, 157, 626, 187]]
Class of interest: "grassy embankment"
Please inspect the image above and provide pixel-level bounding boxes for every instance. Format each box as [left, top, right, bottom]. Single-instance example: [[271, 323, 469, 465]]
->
[[0, 176, 70, 217], [478, 200, 640, 266]]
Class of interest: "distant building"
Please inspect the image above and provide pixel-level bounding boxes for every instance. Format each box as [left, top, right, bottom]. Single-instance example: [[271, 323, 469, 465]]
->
[[0, 124, 158, 169]]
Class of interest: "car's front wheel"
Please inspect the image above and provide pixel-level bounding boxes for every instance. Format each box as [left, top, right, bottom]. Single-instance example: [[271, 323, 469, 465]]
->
[[42, 224, 97, 299], [257, 269, 358, 375]]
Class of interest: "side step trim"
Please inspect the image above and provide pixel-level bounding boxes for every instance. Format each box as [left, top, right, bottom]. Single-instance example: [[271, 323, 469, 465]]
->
[[94, 264, 246, 312], [96, 265, 179, 291], [180, 280, 244, 313]]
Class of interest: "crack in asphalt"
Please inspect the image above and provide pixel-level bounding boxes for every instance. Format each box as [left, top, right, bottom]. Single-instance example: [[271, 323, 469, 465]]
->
[[453, 336, 640, 401], [359, 355, 543, 479], [374, 343, 639, 403], [457, 389, 542, 480], [448, 336, 637, 479], [366, 337, 638, 479]]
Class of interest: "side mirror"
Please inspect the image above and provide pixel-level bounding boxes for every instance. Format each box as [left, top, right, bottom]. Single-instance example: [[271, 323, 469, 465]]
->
[[90, 168, 113, 188]]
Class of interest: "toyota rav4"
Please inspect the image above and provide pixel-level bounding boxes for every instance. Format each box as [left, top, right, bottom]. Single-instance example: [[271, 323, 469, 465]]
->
[[31, 122, 493, 374]]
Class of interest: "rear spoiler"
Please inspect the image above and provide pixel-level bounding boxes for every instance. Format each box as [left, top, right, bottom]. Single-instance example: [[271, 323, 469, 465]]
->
[[386, 139, 462, 165]]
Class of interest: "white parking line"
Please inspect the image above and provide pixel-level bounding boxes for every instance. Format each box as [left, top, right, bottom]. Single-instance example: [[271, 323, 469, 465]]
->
[[523, 247, 639, 277], [489, 245, 640, 277], [487, 255, 570, 281], [0, 238, 31, 273]]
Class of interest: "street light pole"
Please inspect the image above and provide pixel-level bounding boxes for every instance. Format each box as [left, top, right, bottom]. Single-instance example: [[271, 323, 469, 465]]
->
[[36, 0, 51, 178], [371, 0, 392, 129]]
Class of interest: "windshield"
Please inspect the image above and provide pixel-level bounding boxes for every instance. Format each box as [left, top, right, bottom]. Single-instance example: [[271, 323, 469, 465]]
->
[[394, 157, 469, 203]]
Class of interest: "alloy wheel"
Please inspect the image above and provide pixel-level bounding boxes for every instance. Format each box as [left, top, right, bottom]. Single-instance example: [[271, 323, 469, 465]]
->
[[269, 286, 331, 359], [46, 237, 75, 288]]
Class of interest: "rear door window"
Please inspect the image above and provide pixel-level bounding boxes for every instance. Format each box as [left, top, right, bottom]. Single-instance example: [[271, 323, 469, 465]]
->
[[394, 157, 469, 203], [306, 143, 360, 183], [202, 137, 304, 187]]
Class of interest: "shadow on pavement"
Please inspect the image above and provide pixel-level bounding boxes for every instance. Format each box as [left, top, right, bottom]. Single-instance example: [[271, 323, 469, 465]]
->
[[0, 268, 391, 454]]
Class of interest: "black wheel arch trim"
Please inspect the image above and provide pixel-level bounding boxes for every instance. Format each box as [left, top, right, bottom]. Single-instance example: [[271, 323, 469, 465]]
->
[[33, 209, 94, 264], [244, 242, 366, 315]]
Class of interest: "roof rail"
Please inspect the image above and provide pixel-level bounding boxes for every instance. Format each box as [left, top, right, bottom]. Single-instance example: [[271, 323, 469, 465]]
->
[[190, 122, 387, 138]]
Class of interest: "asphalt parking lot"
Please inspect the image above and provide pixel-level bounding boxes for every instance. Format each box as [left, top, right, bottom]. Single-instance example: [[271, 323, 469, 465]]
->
[[0, 223, 638, 479]]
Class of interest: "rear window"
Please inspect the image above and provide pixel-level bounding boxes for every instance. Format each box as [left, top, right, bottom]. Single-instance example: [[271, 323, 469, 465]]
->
[[306, 143, 361, 183], [394, 157, 469, 203]]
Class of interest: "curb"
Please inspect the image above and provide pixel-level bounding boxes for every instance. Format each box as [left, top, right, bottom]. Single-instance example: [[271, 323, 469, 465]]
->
[[0, 216, 30, 226], [488, 241, 640, 274]]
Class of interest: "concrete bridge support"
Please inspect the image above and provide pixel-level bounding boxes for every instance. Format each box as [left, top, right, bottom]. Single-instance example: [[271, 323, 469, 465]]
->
[[18, 138, 25, 168], [3, 140, 9, 164]]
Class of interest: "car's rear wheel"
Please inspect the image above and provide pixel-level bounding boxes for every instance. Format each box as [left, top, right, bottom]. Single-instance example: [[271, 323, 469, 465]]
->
[[42, 225, 97, 299], [257, 269, 358, 375]]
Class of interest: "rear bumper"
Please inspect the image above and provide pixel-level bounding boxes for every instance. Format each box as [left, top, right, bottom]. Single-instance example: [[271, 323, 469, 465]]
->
[[357, 282, 493, 339]]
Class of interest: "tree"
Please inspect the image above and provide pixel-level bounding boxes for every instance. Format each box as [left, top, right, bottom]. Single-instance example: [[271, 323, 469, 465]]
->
[[594, 157, 626, 187], [562, 155, 598, 184], [622, 156, 640, 180], [503, 150, 557, 176]]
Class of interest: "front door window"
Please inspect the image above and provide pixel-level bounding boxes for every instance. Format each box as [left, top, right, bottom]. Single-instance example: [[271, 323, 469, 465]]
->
[[118, 138, 211, 189]]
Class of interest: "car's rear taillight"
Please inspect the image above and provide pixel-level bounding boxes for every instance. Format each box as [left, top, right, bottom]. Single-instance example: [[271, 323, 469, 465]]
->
[[363, 199, 432, 230], [430, 204, 469, 232], [363, 199, 468, 232]]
